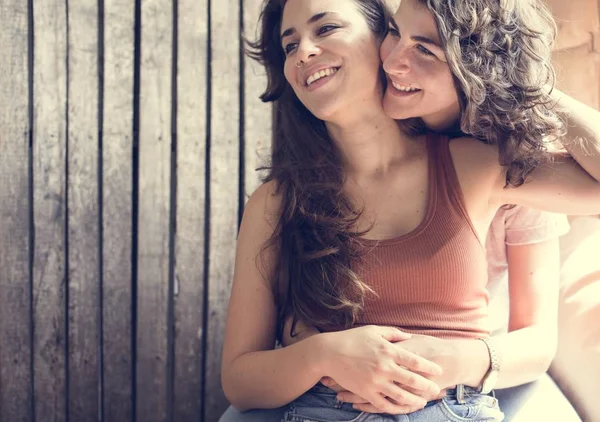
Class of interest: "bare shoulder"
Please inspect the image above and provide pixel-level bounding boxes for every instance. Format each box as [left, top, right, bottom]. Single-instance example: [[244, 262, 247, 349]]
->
[[448, 136, 505, 186], [243, 180, 282, 232], [446, 137, 506, 217], [448, 136, 500, 166]]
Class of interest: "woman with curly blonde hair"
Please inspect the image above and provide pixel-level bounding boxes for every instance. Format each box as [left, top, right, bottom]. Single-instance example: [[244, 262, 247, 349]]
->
[[219, 0, 600, 420]]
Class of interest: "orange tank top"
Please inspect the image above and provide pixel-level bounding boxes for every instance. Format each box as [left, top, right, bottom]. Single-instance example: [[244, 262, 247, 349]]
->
[[353, 134, 489, 339]]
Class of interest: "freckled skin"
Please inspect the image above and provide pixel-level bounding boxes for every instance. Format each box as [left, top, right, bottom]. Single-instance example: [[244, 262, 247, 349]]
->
[[380, 0, 461, 130]]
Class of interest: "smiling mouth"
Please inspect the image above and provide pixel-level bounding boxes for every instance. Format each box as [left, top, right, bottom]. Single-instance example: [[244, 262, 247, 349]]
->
[[306, 67, 340, 87], [391, 81, 421, 93]]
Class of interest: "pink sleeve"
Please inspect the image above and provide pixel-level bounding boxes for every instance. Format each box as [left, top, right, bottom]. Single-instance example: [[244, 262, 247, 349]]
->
[[503, 206, 570, 246]]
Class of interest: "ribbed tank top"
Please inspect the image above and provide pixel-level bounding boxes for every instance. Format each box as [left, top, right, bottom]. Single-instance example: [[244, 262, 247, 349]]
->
[[353, 134, 489, 339]]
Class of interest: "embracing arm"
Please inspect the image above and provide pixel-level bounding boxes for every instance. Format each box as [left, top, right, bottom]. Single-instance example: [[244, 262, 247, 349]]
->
[[447, 238, 560, 389], [448, 137, 600, 216]]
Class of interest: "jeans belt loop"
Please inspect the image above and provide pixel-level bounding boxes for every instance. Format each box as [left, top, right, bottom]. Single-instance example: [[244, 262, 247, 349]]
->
[[456, 384, 466, 404]]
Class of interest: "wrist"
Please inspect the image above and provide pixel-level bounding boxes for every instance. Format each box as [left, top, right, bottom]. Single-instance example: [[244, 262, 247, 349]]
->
[[305, 332, 335, 378], [453, 339, 491, 388]]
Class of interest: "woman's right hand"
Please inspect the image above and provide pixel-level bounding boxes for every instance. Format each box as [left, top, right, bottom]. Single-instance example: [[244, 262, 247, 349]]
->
[[319, 325, 443, 414]]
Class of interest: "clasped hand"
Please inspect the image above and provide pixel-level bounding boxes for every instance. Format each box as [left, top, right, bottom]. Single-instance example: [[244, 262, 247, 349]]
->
[[284, 322, 451, 415], [322, 332, 457, 414]]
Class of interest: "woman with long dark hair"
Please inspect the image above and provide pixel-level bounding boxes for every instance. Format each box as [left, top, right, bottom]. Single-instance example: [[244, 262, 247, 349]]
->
[[220, 0, 600, 420]]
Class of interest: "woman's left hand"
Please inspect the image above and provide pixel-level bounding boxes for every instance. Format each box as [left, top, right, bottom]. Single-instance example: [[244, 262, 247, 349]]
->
[[333, 334, 460, 414]]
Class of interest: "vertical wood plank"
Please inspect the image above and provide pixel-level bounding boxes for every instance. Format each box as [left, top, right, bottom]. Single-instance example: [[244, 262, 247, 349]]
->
[[136, 0, 173, 420], [552, 44, 600, 109], [32, 0, 68, 420], [243, 0, 272, 200], [102, 0, 135, 419], [67, 1, 100, 420], [546, 0, 599, 51], [206, 0, 240, 419], [173, 0, 206, 420], [0, 1, 32, 421]]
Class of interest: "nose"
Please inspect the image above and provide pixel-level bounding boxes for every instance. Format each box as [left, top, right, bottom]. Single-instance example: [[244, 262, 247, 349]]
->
[[382, 42, 410, 76], [296, 38, 321, 65]]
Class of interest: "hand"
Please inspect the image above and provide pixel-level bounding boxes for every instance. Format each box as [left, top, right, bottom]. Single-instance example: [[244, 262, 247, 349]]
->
[[391, 334, 460, 389], [321, 326, 443, 414], [320, 376, 442, 414]]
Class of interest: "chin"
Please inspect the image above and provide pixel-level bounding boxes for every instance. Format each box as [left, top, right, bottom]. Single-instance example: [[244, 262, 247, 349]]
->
[[383, 101, 415, 120], [304, 103, 339, 122]]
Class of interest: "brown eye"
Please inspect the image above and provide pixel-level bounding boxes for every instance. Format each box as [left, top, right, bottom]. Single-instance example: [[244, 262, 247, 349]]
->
[[417, 45, 434, 56], [317, 25, 337, 35]]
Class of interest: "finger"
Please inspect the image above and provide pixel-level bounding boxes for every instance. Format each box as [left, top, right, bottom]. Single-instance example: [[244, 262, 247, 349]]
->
[[358, 391, 410, 414], [320, 377, 345, 393], [400, 383, 446, 401], [352, 403, 387, 414], [377, 326, 412, 342], [336, 392, 369, 404], [379, 382, 428, 409], [320, 376, 334, 386], [390, 366, 441, 396], [395, 349, 443, 376]]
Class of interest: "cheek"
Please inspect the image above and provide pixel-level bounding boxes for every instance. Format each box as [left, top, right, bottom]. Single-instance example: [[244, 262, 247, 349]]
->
[[416, 61, 455, 95], [437, 71, 460, 104], [283, 61, 293, 85]]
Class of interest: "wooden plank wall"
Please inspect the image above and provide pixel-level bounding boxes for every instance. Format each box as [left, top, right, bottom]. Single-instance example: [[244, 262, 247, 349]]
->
[[0, 0, 270, 421], [0, 0, 596, 421]]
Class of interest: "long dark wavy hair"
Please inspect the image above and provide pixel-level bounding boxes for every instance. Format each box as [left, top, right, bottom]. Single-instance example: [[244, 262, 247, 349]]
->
[[246, 0, 391, 341], [421, 0, 565, 186]]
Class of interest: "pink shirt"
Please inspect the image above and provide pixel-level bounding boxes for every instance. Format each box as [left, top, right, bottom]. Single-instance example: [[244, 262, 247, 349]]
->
[[486, 206, 570, 335]]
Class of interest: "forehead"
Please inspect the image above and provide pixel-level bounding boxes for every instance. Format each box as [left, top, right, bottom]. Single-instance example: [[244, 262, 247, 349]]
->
[[394, 0, 438, 38], [281, 0, 362, 28]]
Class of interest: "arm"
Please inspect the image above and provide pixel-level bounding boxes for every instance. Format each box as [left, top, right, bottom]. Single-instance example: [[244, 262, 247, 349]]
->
[[449, 238, 560, 389], [442, 90, 600, 216], [221, 182, 328, 410], [221, 182, 441, 411], [447, 137, 600, 217]]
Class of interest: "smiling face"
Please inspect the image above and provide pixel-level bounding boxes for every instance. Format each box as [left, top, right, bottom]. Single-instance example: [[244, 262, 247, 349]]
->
[[280, 0, 384, 122], [380, 0, 460, 130]]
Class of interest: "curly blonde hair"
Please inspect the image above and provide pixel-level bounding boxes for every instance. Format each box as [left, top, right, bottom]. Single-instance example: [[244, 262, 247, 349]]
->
[[422, 0, 565, 186]]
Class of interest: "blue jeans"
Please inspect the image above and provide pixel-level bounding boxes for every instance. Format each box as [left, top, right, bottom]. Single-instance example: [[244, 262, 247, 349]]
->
[[219, 383, 504, 422]]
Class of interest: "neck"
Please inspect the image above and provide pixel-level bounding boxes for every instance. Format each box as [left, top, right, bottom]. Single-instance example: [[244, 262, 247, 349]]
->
[[326, 102, 417, 177]]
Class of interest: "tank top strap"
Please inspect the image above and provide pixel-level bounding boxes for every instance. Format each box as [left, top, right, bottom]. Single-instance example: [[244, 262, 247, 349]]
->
[[427, 133, 483, 246]]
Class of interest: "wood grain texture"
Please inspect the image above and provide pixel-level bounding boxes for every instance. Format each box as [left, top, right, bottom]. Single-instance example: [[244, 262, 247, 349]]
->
[[552, 43, 600, 109], [32, 0, 68, 420], [546, 0, 600, 51], [206, 0, 240, 419], [173, 0, 207, 420], [243, 0, 272, 201], [0, 1, 32, 421], [136, 0, 173, 420], [67, 1, 100, 420], [102, 0, 135, 420]]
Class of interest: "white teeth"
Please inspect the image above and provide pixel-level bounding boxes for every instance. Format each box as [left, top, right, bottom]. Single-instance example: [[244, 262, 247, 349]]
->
[[392, 81, 419, 92], [307, 67, 338, 86]]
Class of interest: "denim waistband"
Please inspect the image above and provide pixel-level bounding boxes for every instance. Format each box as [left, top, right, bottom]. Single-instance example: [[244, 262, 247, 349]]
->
[[302, 383, 487, 409]]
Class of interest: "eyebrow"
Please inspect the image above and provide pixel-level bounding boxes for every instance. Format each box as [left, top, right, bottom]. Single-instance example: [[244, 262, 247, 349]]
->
[[411, 35, 441, 48], [388, 18, 442, 48], [281, 12, 329, 39]]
